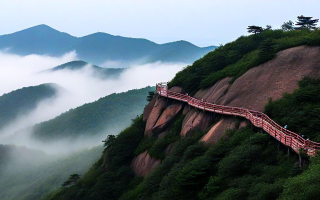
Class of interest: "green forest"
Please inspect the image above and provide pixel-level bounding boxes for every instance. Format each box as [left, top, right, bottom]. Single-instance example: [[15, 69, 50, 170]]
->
[[32, 86, 154, 141], [0, 144, 103, 200], [0, 83, 57, 130]]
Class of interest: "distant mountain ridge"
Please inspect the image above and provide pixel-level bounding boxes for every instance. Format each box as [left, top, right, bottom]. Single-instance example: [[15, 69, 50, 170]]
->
[[0, 25, 217, 65], [46, 60, 124, 79]]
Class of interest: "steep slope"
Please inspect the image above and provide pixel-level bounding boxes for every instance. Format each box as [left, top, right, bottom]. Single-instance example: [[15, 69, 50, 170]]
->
[[0, 83, 58, 130], [0, 24, 77, 55], [46, 60, 124, 78], [0, 25, 217, 64], [32, 86, 154, 141]]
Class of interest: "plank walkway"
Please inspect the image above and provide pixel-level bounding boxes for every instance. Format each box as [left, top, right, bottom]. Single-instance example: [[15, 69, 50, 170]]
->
[[156, 82, 320, 156]]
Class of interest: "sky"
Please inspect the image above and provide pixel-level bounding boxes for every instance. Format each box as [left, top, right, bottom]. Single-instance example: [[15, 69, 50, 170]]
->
[[0, 0, 319, 47]]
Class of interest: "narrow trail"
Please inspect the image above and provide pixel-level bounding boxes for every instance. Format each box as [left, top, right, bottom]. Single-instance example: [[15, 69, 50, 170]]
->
[[156, 83, 320, 156]]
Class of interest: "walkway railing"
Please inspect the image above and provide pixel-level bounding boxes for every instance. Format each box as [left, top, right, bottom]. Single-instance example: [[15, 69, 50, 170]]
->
[[156, 83, 320, 156]]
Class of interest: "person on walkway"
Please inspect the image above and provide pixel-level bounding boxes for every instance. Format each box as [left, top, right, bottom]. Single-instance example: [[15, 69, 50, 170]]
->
[[284, 125, 287, 129]]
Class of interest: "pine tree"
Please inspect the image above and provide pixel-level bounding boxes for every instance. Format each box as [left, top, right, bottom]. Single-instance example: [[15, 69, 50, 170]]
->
[[295, 15, 319, 30], [146, 91, 156, 102], [61, 174, 81, 188], [281, 20, 294, 31], [247, 26, 263, 34]]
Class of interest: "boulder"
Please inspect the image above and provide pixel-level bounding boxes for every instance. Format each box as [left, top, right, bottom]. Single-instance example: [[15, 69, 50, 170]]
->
[[131, 151, 161, 177], [144, 97, 167, 137], [152, 102, 184, 134], [143, 95, 157, 122], [200, 117, 236, 145]]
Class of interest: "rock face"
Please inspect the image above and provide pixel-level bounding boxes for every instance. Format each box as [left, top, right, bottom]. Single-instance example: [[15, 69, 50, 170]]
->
[[152, 102, 184, 135], [135, 45, 320, 176], [144, 86, 185, 138], [144, 97, 167, 137], [180, 110, 213, 137], [200, 117, 236, 145], [217, 45, 320, 111], [143, 95, 157, 122], [187, 45, 320, 142], [131, 151, 161, 177]]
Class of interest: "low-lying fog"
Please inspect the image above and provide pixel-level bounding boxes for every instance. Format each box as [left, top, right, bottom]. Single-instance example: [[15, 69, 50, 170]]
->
[[0, 50, 186, 154]]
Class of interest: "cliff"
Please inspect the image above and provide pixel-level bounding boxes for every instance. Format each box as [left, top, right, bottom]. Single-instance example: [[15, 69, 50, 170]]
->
[[135, 45, 320, 177]]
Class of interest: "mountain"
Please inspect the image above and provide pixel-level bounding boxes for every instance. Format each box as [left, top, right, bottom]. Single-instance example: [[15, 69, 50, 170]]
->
[[48, 29, 320, 200], [46, 60, 124, 78], [32, 86, 154, 141], [0, 25, 217, 65], [0, 83, 58, 130], [0, 25, 77, 55]]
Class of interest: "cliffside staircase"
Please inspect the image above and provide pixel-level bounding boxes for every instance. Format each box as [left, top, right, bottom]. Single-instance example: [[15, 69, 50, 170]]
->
[[156, 82, 320, 156]]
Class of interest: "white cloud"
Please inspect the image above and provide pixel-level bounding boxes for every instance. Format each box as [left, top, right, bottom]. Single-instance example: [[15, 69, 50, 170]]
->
[[0, 51, 186, 154]]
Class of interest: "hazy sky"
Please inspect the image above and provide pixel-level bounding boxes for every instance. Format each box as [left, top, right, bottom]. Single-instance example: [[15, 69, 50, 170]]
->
[[0, 0, 319, 47]]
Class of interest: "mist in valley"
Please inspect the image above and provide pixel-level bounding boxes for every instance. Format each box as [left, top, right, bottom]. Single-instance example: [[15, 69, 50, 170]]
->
[[0, 50, 186, 199], [0, 50, 185, 153]]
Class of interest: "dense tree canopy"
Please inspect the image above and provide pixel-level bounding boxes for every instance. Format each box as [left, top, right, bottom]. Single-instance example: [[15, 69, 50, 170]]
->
[[0, 84, 57, 130]]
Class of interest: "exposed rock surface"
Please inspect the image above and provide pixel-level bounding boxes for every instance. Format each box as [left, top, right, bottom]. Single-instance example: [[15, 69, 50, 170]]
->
[[200, 117, 236, 145], [152, 102, 184, 134], [144, 86, 184, 138], [181, 110, 213, 137], [136, 45, 320, 176], [184, 45, 320, 141], [217, 46, 320, 111], [194, 77, 232, 103], [143, 95, 157, 122], [131, 151, 161, 177], [144, 97, 167, 137]]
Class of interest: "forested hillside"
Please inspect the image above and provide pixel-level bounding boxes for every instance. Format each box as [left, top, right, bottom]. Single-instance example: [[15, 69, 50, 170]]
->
[[0, 144, 103, 200], [0, 84, 58, 130], [32, 86, 154, 141], [48, 26, 320, 199]]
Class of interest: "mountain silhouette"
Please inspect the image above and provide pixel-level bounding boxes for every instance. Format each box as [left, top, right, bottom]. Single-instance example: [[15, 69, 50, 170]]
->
[[0, 25, 216, 65]]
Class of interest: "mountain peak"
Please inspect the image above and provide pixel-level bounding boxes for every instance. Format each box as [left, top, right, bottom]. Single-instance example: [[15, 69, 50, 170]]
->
[[13, 24, 61, 35]]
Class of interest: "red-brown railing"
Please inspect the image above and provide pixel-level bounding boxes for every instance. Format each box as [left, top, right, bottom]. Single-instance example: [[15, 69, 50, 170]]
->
[[156, 82, 320, 156]]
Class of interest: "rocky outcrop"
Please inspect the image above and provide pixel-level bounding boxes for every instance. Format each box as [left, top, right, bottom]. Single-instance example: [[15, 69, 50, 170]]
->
[[200, 117, 236, 145], [136, 45, 320, 176], [217, 45, 320, 111], [131, 151, 161, 177], [143, 95, 157, 122], [181, 110, 213, 137], [144, 97, 167, 137], [152, 102, 184, 134], [193, 77, 232, 103], [144, 87, 184, 138], [183, 46, 320, 141]]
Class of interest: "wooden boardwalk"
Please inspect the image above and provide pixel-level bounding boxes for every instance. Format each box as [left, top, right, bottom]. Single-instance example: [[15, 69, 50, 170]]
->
[[156, 82, 320, 156]]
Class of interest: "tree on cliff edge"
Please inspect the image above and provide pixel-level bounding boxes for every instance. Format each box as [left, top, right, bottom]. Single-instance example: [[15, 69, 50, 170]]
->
[[247, 26, 263, 34], [295, 15, 319, 30]]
